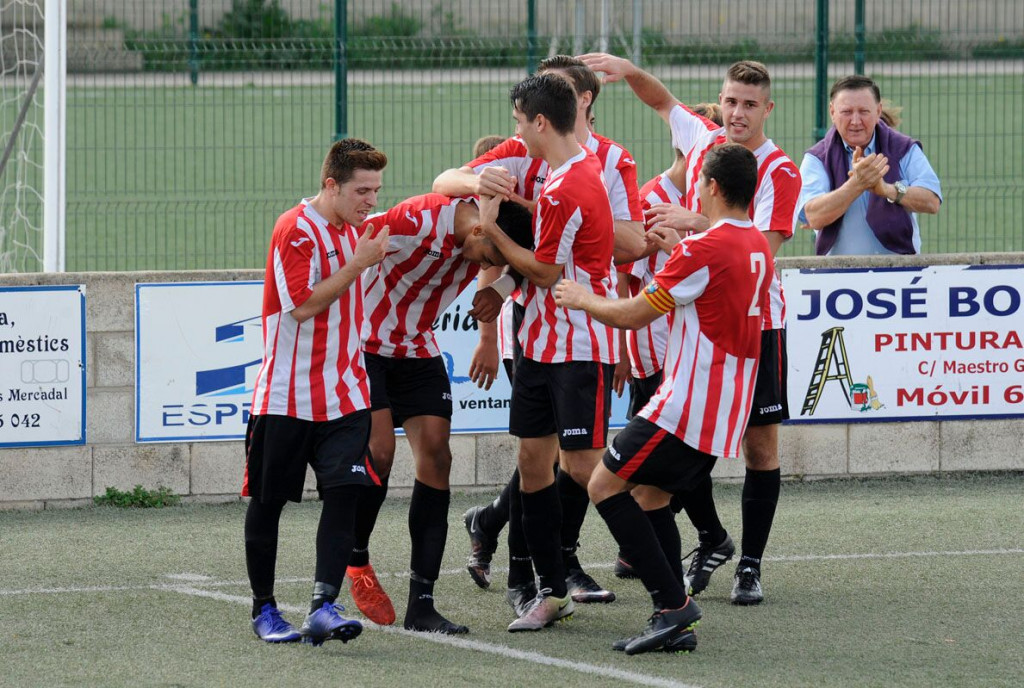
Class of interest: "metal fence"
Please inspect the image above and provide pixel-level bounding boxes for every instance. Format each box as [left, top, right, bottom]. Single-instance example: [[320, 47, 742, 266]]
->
[[4, 0, 1023, 271]]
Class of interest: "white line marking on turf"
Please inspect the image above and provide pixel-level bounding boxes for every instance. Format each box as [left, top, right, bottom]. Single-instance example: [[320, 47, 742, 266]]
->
[[165, 573, 215, 581], [3, 548, 1021, 597], [187, 548, 1024, 588], [167, 584, 701, 688]]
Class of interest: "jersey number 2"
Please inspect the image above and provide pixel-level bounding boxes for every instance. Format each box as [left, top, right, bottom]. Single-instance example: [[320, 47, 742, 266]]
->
[[747, 252, 768, 317]]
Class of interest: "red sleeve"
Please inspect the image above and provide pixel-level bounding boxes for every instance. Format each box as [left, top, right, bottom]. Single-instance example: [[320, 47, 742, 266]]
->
[[466, 137, 523, 169], [616, 151, 644, 222], [274, 223, 317, 311], [533, 192, 582, 265]]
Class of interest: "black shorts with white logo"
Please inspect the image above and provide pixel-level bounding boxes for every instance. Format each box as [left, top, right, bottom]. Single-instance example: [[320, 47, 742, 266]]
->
[[365, 352, 453, 427], [627, 371, 664, 420], [244, 410, 378, 503], [604, 416, 717, 495], [749, 328, 789, 427], [509, 357, 614, 451], [501, 300, 527, 383]]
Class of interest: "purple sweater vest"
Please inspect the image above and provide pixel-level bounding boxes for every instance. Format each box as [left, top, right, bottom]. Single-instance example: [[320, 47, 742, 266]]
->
[[807, 121, 920, 255]]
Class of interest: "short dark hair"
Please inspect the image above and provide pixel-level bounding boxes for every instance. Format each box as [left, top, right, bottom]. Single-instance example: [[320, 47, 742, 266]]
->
[[725, 60, 772, 99], [321, 138, 387, 187], [830, 75, 881, 103], [701, 143, 758, 209], [538, 54, 601, 116], [495, 200, 534, 251], [509, 73, 577, 135]]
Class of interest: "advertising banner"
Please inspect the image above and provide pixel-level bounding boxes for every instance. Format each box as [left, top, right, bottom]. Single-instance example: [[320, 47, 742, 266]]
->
[[136, 282, 263, 442], [136, 280, 631, 442], [783, 265, 1024, 423], [0, 285, 86, 447]]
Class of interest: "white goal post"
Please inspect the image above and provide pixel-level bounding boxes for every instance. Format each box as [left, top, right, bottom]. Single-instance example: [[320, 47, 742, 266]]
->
[[0, 0, 64, 273], [43, 0, 65, 272]]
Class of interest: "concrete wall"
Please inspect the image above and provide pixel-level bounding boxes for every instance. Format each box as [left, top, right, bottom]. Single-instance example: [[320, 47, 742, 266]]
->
[[1, 253, 1022, 509]]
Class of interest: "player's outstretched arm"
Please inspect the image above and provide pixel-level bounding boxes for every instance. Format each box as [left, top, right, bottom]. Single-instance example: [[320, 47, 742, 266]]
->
[[554, 278, 663, 331], [613, 219, 646, 265], [291, 225, 389, 323], [578, 53, 680, 123], [433, 165, 517, 200]]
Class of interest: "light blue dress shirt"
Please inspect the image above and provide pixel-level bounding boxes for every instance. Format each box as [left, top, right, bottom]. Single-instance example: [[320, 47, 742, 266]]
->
[[796, 133, 943, 255]]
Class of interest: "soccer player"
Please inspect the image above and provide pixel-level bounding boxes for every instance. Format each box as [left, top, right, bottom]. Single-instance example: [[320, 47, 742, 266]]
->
[[434, 55, 642, 610], [478, 72, 617, 632], [355, 191, 533, 634], [554, 142, 772, 654], [581, 53, 801, 604], [242, 138, 390, 646], [614, 104, 721, 580]]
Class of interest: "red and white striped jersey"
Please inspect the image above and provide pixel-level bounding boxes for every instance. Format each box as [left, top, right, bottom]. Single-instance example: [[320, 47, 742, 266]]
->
[[638, 219, 772, 459], [469, 136, 547, 202], [361, 194, 479, 359], [668, 104, 801, 330], [521, 148, 617, 364], [250, 200, 370, 421], [470, 134, 642, 360], [623, 172, 685, 378]]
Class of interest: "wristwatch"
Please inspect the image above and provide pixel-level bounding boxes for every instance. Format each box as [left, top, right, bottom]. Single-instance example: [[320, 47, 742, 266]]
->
[[888, 180, 908, 205]]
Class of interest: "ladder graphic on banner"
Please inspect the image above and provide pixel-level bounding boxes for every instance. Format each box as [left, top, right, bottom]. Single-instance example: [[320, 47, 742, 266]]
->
[[801, 327, 854, 416]]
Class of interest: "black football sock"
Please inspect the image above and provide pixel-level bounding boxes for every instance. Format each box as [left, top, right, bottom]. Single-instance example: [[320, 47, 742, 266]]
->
[[252, 595, 276, 619], [677, 471, 727, 546], [740, 467, 781, 571], [520, 482, 567, 597], [477, 472, 514, 539], [314, 485, 359, 593], [310, 581, 340, 614], [596, 492, 686, 610], [244, 497, 287, 603], [646, 506, 684, 584], [506, 471, 534, 588], [408, 480, 450, 586], [349, 474, 389, 568], [557, 469, 590, 572]]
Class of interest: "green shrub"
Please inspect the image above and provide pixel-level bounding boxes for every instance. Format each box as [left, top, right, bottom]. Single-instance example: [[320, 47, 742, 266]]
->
[[971, 36, 1024, 59], [94, 485, 181, 508]]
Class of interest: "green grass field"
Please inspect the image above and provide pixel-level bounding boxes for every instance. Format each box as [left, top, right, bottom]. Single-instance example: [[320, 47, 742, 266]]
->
[[2, 472, 1022, 687], [4, 69, 1022, 272]]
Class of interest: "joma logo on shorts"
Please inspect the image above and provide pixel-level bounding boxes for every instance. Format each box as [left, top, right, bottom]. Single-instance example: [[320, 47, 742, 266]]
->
[[351, 465, 366, 475], [608, 445, 622, 461], [760, 404, 783, 413], [562, 428, 587, 437]]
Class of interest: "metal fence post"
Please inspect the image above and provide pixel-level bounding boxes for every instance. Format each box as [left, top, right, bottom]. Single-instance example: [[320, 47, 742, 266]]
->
[[813, 0, 830, 142], [188, 0, 199, 86], [527, 0, 537, 75], [335, 0, 348, 140], [855, 0, 866, 74]]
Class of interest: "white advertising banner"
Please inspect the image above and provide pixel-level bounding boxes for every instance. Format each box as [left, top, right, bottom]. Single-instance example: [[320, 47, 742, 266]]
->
[[136, 282, 264, 442], [434, 283, 631, 434], [782, 265, 1024, 423], [136, 280, 630, 442], [0, 285, 86, 447]]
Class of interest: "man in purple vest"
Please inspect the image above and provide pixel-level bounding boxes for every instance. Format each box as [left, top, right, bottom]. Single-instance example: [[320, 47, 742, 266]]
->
[[797, 75, 941, 255]]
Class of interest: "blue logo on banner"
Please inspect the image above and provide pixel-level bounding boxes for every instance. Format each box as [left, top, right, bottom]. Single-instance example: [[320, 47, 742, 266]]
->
[[195, 315, 262, 396]]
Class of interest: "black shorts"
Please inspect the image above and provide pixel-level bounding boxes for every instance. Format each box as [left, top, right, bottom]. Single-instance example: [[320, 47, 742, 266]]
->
[[604, 416, 717, 494], [365, 352, 452, 427], [627, 371, 664, 420], [244, 411, 378, 503], [508, 357, 614, 450], [749, 328, 789, 427]]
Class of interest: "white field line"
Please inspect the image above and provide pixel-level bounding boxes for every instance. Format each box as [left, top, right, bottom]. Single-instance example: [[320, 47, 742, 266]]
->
[[164, 584, 701, 688], [179, 547, 1024, 589], [3, 548, 1020, 597]]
